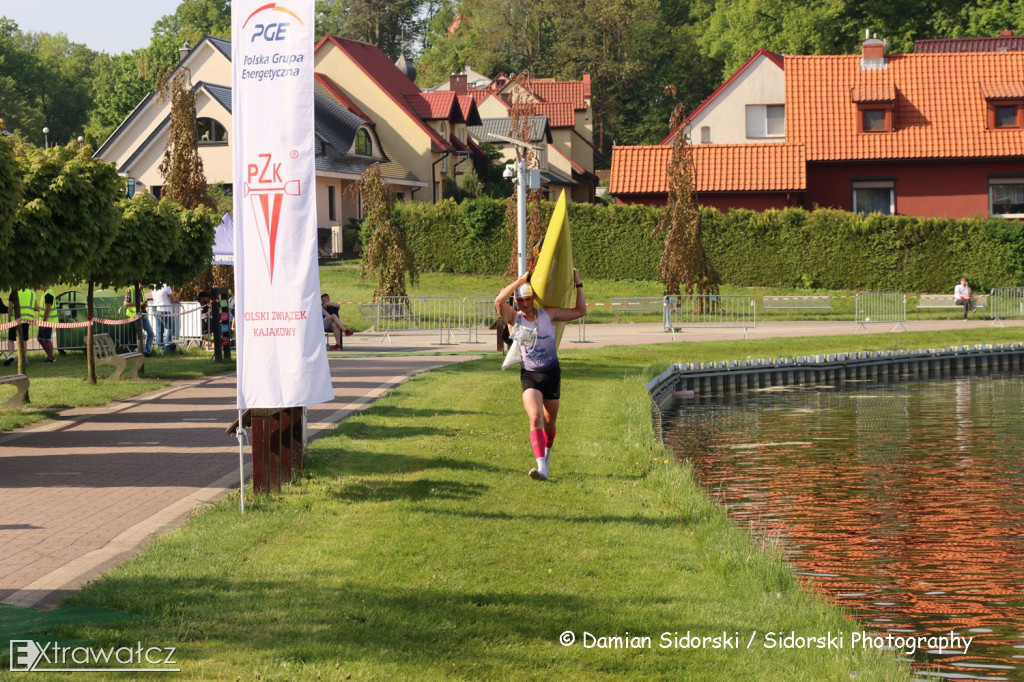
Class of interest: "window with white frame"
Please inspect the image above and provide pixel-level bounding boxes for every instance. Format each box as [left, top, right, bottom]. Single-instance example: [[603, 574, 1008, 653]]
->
[[745, 104, 784, 138], [990, 177, 1024, 218], [852, 180, 895, 215], [700, 126, 711, 144]]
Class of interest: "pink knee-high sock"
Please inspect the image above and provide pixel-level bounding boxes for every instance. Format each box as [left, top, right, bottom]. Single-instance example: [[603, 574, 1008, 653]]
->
[[545, 427, 556, 450], [529, 429, 546, 460]]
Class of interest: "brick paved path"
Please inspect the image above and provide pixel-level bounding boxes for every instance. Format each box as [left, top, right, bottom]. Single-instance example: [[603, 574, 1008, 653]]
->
[[0, 354, 470, 609]]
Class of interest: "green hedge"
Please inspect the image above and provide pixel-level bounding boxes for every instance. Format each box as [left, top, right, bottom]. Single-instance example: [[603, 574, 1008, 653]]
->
[[391, 199, 1024, 292]]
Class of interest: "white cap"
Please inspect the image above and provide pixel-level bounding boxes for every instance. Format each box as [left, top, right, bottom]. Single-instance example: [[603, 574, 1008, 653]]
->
[[515, 283, 533, 298]]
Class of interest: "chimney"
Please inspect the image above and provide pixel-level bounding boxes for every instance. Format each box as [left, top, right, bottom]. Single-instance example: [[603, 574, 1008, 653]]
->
[[999, 29, 1014, 37], [449, 72, 468, 95], [179, 41, 191, 61], [860, 31, 887, 70]]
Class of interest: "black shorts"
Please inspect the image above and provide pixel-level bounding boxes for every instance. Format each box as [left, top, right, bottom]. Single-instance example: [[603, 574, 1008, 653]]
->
[[520, 365, 561, 401], [7, 323, 29, 341], [37, 326, 52, 341]]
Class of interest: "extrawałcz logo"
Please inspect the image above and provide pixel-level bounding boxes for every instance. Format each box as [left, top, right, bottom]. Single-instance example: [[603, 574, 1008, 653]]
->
[[245, 153, 302, 283], [9, 639, 179, 672]]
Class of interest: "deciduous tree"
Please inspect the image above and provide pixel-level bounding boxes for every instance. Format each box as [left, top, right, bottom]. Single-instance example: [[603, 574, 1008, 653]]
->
[[159, 68, 214, 211], [651, 98, 720, 298], [357, 163, 418, 300], [2, 141, 122, 381]]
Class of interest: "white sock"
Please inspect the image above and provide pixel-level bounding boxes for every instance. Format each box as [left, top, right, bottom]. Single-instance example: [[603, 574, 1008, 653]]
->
[[536, 456, 548, 477]]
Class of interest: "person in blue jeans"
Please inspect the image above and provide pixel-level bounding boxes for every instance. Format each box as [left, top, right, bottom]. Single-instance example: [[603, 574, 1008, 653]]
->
[[150, 283, 179, 352], [124, 284, 154, 356]]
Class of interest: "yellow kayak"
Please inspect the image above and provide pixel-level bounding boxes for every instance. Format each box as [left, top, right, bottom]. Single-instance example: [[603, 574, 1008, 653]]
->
[[531, 190, 573, 347]]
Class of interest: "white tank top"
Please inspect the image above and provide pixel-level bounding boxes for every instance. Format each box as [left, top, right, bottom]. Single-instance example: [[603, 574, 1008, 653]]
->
[[516, 309, 558, 371]]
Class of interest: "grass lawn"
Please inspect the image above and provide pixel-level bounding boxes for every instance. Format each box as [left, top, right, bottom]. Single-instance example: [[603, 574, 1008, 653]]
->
[[38, 328, 1024, 679], [0, 348, 236, 432]]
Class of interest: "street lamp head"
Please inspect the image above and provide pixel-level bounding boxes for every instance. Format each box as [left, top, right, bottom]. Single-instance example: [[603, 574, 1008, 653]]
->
[[42, 127, 49, 134]]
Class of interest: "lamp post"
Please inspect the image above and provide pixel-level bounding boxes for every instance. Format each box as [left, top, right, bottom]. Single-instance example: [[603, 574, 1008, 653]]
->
[[488, 133, 542, 276], [42, 126, 49, 148]]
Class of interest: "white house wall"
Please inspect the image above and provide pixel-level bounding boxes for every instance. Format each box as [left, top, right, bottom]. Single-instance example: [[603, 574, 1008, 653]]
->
[[687, 54, 785, 145]]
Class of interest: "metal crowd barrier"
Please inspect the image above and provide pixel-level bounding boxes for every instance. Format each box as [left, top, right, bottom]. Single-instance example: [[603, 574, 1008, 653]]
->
[[663, 294, 757, 340], [987, 287, 1024, 326], [464, 296, 495, 343], [177, 301, 205, 348], [855, 291, 906, 332], [373, 296, 463, 344]]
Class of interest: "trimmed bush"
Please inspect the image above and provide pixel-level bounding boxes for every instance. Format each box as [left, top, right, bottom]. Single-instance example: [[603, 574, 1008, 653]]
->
[[394, 199, 1024, 292]]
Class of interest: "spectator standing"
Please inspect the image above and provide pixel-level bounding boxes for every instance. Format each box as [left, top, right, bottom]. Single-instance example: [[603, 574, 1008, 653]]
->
[[36, 287, 57, 363], [150, 283, 179, 352], [125, 283, 154, 356], [4, 289, 35, 367]]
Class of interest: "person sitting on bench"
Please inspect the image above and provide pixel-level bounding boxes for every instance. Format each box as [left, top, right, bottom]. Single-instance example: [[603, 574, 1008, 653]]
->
[[954, 277, 975, 320], [322, 293, 352, 350]]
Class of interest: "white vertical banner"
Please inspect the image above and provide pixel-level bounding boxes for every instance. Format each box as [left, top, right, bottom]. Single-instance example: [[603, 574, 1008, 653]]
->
[[232, 0, 333, 409]]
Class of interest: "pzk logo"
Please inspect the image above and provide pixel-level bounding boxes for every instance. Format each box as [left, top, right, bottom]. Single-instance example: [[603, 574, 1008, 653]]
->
[[242, 3, 304, 42], [245, 153, 301, 283]]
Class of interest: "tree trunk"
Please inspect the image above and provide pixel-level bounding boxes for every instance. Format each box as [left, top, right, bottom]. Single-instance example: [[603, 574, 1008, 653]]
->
[[87, 282, 97, 384], [13, 296, 29, 402], [134, 283, 145, 376]]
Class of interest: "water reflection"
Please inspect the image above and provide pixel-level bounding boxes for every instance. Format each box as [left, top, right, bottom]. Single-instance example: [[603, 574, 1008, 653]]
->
[[662, 375, 1024, 680]]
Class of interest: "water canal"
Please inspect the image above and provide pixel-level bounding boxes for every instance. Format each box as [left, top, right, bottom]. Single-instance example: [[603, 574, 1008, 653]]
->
[[662, 374, 1024, 680]]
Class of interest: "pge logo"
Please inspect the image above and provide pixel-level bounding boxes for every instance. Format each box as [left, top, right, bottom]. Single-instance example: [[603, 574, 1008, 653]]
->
[[242, 3, 305, 42]]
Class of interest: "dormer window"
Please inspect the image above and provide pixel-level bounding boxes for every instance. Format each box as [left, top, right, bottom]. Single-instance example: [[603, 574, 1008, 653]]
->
[[354, 129, 373, 156], [988, 101, 1023, 130], [196, 117, 227, 145], [852, 83, 895, 134], [981, 83, 1024, 130]]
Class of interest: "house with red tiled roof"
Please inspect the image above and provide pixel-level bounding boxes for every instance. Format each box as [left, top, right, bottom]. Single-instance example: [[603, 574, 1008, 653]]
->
[[315, 35, 484, 204], [788, 38, 1024, 218], [431, 71, 599, 202], [613, 35, 1024, 219]]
